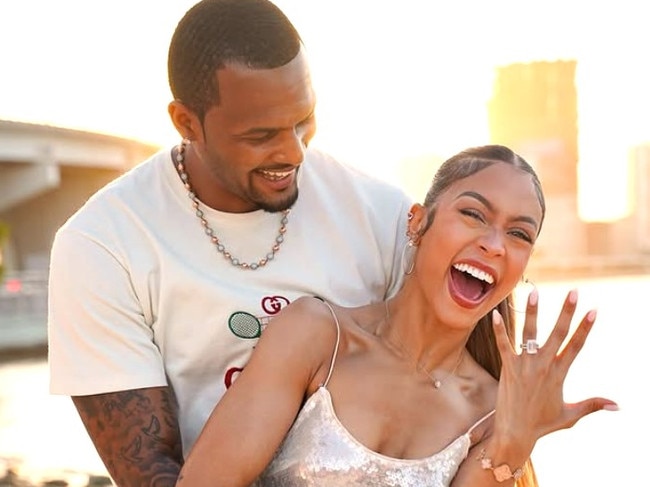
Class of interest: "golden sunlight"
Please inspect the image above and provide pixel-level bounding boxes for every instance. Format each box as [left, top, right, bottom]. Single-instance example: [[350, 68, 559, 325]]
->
[[1, 0, 648, 220]]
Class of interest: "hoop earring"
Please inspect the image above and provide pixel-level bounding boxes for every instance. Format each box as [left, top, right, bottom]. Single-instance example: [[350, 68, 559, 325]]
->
[[508, 277, 537, 314], [402, 240, 418, 275]]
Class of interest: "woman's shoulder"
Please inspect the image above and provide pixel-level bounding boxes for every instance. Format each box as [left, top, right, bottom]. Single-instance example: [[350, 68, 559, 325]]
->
[[279, 296, 342, 326], [262, 296, 358, 352], [271, 296, 374, 350], [243, 297, 347, 391]]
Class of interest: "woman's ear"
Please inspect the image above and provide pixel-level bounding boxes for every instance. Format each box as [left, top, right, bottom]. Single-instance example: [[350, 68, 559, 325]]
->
[[407, 204, 428, 243]]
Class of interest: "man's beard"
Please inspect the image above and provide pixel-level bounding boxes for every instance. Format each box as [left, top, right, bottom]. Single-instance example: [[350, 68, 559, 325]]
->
[[259, 187, 299, 213]]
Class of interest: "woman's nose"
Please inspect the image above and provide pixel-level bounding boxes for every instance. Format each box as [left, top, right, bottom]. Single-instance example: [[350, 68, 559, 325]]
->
[[478, 229, 506, 257]]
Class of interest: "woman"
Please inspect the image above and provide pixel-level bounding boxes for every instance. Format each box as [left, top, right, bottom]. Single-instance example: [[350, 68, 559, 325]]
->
[[177, 145, 618, 486]]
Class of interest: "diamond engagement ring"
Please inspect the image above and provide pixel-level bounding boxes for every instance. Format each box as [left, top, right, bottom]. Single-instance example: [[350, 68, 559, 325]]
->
[[520, 339, 539, 354]]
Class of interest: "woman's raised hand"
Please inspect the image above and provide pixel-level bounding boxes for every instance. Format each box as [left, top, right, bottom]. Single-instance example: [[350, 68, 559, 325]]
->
[[491, 288, 618, 450]]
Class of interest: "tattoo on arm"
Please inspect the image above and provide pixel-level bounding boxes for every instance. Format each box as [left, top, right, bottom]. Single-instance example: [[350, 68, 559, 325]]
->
[[73, 387, 183, 487]]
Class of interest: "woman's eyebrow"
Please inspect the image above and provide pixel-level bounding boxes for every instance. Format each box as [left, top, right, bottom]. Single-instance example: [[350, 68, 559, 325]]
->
[[456, 191, 491, 209], [456, 191, 539, 230]]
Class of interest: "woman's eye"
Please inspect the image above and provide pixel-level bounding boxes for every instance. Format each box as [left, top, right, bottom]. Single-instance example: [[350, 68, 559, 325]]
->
[[510, 229, 533, 243], [460, 209, 484, 221]]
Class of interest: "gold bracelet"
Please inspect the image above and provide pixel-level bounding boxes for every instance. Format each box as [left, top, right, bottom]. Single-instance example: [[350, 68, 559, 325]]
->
[[477, 449, 524, 482]]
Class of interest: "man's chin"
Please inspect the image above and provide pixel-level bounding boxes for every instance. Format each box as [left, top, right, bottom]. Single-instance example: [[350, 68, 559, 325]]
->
[[259, 189, 299, 213]]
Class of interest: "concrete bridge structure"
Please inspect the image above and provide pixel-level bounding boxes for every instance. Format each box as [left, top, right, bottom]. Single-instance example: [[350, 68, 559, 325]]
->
[[0, 120, 159, 355]]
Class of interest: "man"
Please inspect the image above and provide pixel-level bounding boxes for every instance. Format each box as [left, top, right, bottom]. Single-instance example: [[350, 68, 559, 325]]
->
[[48, 1, 411, 486]]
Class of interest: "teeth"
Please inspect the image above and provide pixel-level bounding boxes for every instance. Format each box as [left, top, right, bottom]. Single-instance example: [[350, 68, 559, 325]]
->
[[453, 263, 494, 284], [260, 169, 294, 180]]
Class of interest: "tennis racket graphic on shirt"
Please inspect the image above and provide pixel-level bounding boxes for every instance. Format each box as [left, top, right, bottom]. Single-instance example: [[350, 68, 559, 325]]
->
[[228, 312, 272, 339]]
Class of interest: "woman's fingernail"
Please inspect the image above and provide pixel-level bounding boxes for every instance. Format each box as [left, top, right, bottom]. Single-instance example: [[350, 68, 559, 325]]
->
[[603, 404, 619, 411], [568, 289, 578, 304], [528, 288, 538, 306], [587, 309, 597, 322], [492, 309, 502, 325]]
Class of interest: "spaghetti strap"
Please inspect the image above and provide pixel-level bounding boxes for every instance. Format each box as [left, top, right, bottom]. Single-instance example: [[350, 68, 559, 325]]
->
[[467, 409, 496, 437], [317, 298, 342, 388]]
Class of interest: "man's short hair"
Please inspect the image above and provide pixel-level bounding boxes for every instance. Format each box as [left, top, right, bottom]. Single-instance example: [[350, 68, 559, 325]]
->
[[168, 0, 302, 120]]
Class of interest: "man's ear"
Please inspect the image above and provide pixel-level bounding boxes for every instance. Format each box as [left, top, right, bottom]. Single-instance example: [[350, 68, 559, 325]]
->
[[407, 203, 428, 243], [168, 100, 203, 142]]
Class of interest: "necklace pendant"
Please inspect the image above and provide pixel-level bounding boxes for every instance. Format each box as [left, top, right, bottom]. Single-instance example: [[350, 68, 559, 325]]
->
[[433, 379, 442, 389]]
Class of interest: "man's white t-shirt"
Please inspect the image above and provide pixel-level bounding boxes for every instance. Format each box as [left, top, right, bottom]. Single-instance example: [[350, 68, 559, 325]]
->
[[48, 146, 412, 455]]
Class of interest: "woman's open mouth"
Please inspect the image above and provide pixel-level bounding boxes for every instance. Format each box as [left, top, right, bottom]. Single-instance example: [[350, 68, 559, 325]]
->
[[449, 262, 496, 307]]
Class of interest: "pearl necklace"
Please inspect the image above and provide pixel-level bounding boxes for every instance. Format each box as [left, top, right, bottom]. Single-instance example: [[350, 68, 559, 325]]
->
[[175, 141, 290, 270], [383, 300, 465, 389]]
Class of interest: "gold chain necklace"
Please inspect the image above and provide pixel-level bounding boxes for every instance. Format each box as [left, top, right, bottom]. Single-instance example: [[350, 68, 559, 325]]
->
[[175, 140, 290, 270], [383, 300, 465, 389]]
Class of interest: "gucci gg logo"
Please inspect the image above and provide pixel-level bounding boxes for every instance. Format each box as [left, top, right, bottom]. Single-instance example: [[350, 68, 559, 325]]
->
[[261, 295, 289, 315]]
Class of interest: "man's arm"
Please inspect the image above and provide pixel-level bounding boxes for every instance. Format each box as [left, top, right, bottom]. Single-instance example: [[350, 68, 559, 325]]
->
[[73, 386, 183, 487]]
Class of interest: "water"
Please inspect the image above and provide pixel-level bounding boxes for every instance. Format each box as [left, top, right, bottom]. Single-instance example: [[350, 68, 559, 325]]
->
[[0, 275, 647, 486], [0, 359, 108, 486]]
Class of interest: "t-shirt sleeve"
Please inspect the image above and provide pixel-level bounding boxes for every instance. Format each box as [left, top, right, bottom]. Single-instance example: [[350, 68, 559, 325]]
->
[[48, 227, 167, 396]]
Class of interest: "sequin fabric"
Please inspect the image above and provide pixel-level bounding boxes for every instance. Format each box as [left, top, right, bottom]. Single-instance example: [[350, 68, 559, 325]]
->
[[251, 387, 471, 487], [251, 300, 488, 486]]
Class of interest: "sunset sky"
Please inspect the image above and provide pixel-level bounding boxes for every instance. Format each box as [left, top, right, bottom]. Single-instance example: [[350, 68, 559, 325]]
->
[[1, 0, 648, 220]]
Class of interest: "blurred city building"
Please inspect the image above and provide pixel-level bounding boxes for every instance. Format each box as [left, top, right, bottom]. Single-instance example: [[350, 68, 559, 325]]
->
[[488, 60, 650, 279]]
